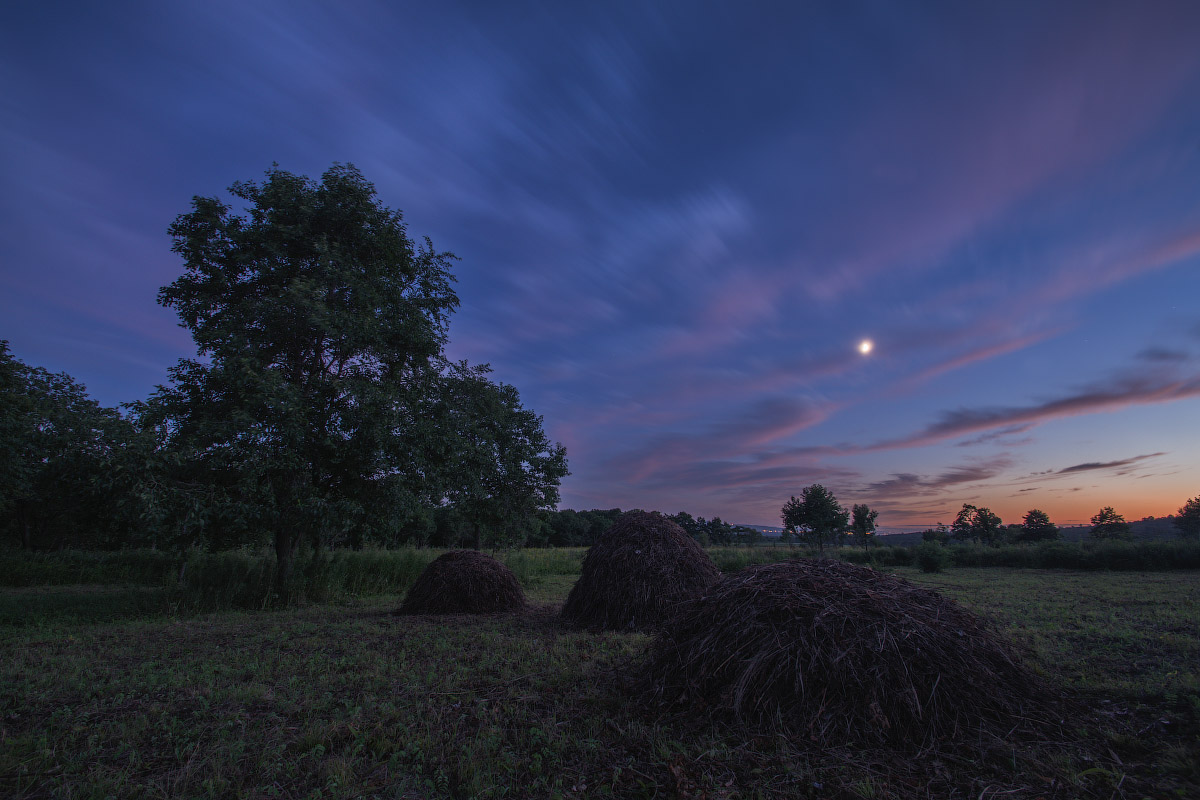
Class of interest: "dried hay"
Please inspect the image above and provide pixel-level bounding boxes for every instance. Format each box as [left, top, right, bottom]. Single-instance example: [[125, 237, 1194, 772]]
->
[[398, 550, 525, 615], [644, 559, 1060, 748], [561, 510, 722, 631]]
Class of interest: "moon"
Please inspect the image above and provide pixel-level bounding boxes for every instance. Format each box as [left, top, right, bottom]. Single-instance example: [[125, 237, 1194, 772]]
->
[[858, 339, 874, 355]]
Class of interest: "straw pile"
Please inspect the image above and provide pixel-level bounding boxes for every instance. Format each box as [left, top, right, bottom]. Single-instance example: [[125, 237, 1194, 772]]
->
[[398, 550, 525, 614], [561, 510, 722, 631], [644, 559, 1057, 747]]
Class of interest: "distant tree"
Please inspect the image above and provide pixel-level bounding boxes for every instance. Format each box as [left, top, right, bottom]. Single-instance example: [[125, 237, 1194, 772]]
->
[[781, 484, 849, 555], [734, 525, 763, 547], [671, 511, 702, 539], [1172, 497, 1200, 540], [546, 509, 589, 546], [1014, 509, 1059, 544], [1090, 506, 1132, 541], [849, 503, 879, 551], [921, 523, 950, 544], [706, 516, 735, 546], [153, 163, 461, 585], [950, 503, 1003, 545]]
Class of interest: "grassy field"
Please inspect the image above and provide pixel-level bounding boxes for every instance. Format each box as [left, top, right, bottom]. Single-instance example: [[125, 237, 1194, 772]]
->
[[1, 555, 1198, 798]]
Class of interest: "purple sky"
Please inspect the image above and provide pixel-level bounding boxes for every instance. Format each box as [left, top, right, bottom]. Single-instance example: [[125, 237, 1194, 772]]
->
[[3, 1, 1200, 527]]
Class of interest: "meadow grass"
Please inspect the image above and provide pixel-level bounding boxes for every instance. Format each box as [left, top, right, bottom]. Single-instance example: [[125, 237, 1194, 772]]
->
[[1, 563, 1197, 798]]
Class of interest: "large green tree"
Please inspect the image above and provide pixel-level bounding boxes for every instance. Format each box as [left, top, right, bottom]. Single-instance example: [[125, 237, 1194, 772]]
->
[[781, 484, 849, 555], [151, 164, 460, 583]]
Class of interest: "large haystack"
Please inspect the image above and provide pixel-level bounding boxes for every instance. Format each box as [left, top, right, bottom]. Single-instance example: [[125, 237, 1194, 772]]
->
[[398, 550, 525, 615], [561, 510, 721, 631], [644, 559, 1057, 747]]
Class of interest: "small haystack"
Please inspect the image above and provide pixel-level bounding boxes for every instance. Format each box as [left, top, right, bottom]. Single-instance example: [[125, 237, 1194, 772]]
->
[[398, 550, 525, 615], [644, 559, 1057, 747], [561, 510, 722, 631]]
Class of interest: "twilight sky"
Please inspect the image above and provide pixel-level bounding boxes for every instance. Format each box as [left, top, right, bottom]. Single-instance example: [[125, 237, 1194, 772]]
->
[[3, 1, 1200, 528]]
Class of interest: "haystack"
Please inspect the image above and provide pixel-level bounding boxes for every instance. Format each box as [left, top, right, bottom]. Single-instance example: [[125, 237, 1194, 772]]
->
[[398, 550, 525, 614], [644, 559, 1057, 747], [561, 510, 721, 631]]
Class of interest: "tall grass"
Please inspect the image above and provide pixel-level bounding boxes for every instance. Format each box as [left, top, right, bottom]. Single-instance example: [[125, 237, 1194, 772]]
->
[[842, 539, 1200, 571], [501, 547, 586, 585], [0, 549, 180, 587], [174, 548, 440, 610]]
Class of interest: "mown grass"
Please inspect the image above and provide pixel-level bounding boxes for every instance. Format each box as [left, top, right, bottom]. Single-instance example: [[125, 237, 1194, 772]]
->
[[1, 562, 1198, 798]]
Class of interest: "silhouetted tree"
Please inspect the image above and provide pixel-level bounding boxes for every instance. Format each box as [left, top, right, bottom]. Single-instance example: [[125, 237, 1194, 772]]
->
[[1090, 506, 1131, 541], [1014, 509, 1059, 544], [781, 484, 849, 555], [1175, 497, 1200, 540], [951, 503, 1003, 545], [849, 503, 879, 551]]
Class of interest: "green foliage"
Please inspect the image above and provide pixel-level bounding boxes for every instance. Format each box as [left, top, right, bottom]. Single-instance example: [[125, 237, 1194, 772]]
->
[[0, 341, 145, 550], [420, 363, 568, 550], [152, 163, 462, 576], [1175, 496, 1200, 540], [781, 484, 849, 554], [1090, 506, 1132, 541], [914, 542, 951, 572], [141, 164, 568, 575]]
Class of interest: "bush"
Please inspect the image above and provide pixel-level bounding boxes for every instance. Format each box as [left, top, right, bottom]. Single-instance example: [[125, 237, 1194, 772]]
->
[[915, 542, 951, 573]]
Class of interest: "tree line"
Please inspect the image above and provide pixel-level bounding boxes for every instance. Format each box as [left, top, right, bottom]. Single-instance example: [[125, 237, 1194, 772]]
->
[[780, 485, 1200, 550]]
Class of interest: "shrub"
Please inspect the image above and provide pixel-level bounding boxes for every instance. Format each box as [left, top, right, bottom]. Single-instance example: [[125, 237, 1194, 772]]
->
[[915, 542, 951, 573]]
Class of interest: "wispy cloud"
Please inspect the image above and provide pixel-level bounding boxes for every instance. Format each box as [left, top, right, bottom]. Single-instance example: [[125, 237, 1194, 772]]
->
[[878, 368, 1200, 450], [1056, 453, 1165, 474]]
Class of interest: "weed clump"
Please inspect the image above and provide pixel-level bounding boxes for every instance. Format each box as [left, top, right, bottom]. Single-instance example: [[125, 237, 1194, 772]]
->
[[644, 559, 1059, 748], [561, 510, 721, 631], [398, 550, 525, 614]]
